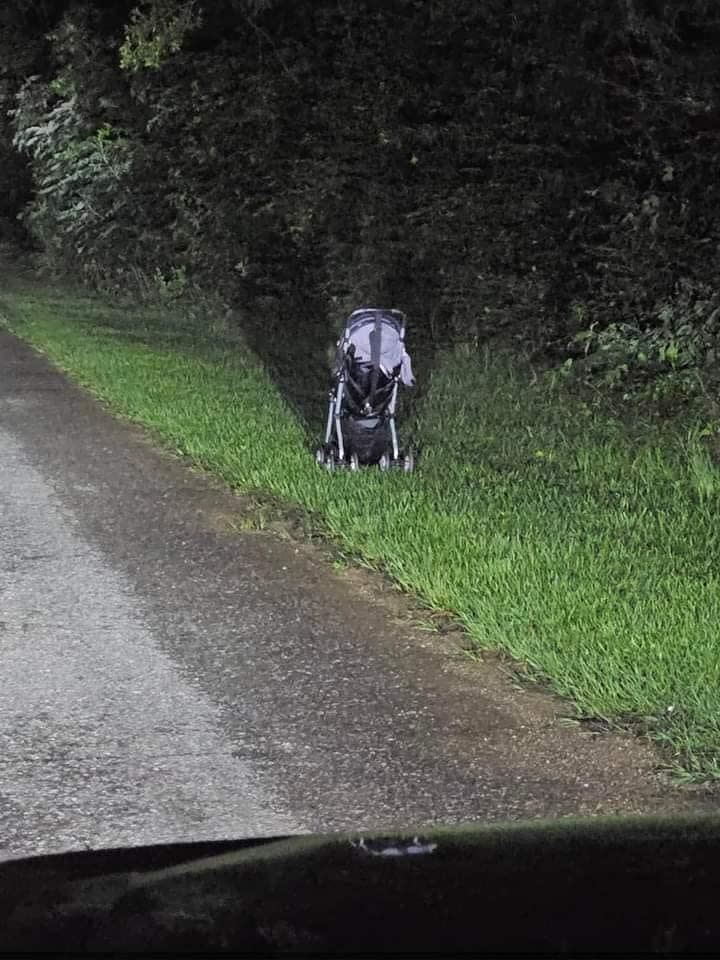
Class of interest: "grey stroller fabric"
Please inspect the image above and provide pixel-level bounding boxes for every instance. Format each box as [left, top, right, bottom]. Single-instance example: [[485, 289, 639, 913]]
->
[[334, 308, 415, 386]]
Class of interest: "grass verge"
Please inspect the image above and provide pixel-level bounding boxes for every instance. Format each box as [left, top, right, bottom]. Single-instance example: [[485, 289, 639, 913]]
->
[[2, 280, 720, 778]]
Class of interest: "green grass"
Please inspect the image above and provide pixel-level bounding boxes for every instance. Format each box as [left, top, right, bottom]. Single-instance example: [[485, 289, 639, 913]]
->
[[3, 282, 720, 777]]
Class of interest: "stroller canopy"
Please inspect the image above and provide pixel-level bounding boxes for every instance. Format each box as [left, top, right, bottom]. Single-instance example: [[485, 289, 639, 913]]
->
[[340, 308, 415, 385]]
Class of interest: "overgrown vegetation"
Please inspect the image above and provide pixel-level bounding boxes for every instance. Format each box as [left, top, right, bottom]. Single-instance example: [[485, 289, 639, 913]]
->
[[3, 0, 720, 403], [3, 280, 720, 778]]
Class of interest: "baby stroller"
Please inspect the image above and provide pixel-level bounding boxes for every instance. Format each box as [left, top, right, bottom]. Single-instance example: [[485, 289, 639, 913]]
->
[[315, 307, 415, 472]]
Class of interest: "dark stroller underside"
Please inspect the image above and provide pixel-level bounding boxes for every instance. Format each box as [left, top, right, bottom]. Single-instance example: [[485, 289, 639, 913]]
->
[[315, 308, 415, 472]]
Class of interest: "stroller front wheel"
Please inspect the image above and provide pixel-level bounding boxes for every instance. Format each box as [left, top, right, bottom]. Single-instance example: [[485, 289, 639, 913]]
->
[[378, 452, 391, 471]]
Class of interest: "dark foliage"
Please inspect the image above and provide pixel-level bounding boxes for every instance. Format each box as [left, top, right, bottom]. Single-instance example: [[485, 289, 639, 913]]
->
[[3, 0, 720, 402]]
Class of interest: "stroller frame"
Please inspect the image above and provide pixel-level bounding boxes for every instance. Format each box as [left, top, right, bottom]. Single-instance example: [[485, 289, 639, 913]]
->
[[316, 309, 414, 472]]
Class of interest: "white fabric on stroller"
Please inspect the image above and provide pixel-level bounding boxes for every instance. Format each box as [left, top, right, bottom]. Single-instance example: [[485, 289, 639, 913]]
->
[[340, 309, 415, 385]]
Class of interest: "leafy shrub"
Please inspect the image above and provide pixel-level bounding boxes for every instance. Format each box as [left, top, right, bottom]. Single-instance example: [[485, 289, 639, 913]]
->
[[11, 75, 134, 277], [569, 279, 720, 402], [5, 0, 720, 411], [119, 0, 203, 72]]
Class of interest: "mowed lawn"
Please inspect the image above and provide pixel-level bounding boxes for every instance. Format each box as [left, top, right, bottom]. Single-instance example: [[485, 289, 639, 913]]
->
[[3, 281, 720, 778]]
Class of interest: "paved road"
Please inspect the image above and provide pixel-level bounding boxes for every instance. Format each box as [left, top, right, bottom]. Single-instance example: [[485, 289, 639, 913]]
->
[[0, 328, 714, 861]]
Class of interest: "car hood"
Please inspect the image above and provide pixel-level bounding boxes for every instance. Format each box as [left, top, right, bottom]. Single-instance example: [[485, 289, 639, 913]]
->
[[3, 813, 720, 953]]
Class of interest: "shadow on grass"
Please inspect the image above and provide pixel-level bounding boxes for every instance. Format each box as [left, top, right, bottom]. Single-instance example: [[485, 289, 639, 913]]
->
[[92, 301, 445, 463], [7, 272, 447, 459], [68, 297, 333, 443]]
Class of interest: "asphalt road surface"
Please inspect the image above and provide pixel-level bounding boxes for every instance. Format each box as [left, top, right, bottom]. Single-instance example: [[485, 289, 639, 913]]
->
[[0, 328, 714, 862]]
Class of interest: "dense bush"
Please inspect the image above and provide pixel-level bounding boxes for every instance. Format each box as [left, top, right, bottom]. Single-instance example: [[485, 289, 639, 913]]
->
[[3, 0, 720, 399]]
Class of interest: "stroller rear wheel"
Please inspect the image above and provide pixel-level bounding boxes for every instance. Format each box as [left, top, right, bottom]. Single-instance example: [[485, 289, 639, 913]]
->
[[402, 450, 415, 473], [316, 446, 337, 471], [315, 446, 336, 470], [378, 452, 391, 471], [349, 452, 360, 472]]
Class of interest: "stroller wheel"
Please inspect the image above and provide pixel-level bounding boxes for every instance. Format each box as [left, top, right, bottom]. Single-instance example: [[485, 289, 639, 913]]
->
[[349, 452, 360, 472], [325, 451, 337, 472], [402, 450, 415, 473], [378, 452, 391, 472], [314, 447, 325, 468]]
